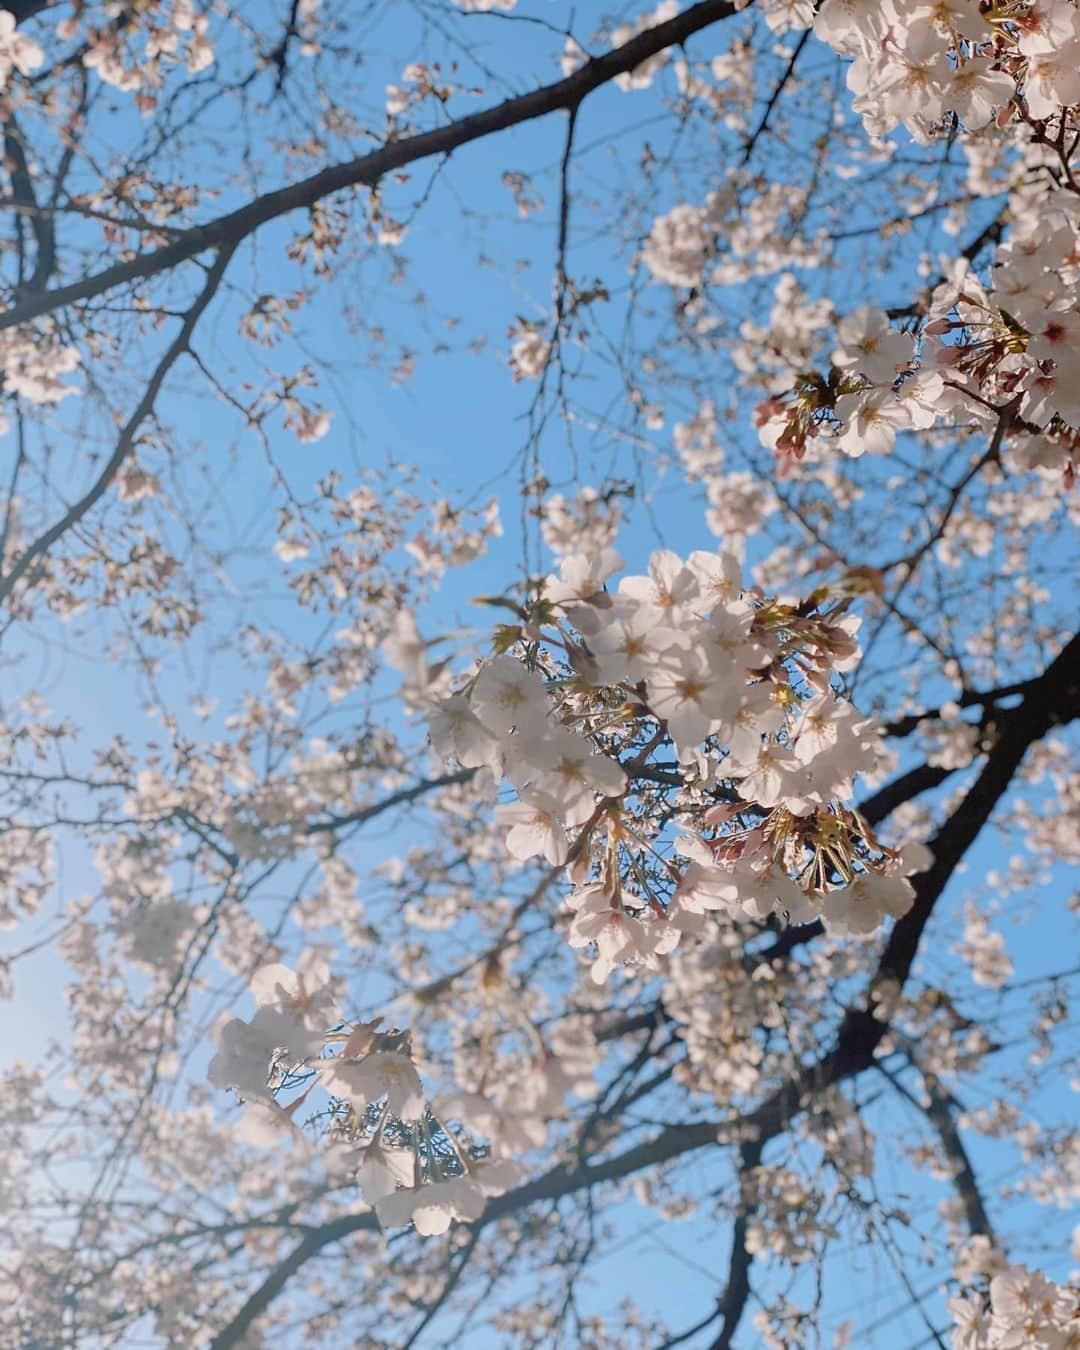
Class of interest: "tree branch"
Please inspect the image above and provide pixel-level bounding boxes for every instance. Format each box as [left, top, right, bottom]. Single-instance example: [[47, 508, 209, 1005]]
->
[[877, 1052, 997, 1245], [0, 0, 741, 332], [0, 243, 236, 606], [305, 768, 475, 834]]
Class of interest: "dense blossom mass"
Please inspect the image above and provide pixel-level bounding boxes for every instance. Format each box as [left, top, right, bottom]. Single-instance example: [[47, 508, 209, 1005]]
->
[[399, 547, 925, 951], [0, 0, 1076, 1346]]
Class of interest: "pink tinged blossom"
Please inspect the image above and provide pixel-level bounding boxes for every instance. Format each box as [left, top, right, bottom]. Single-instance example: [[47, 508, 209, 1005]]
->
[[687, 549, 742, 608], [567, 906, 635, 957], [0, 9, 43, 86], [731, 742, 805, 809], [672, 837, 746, 914], [896, 370, 945, 429], [1022, 41, 1080, 121], [1021, 370, 1063, 428], [819, 873, 915, 936], [708, 603, 762, 666], [585, 599, 687, 686], [742, 862, 811, 922], [617, 548, 700, 620], [206, 1014, 281, 1102], [789, 692, 854, 761], [495, 790, 570, 864], [814, 0, 893, 55], [790, 697, 883, 801], [835, 388, 911, 457], [948, 60, 1015, 130], [947, 1292, 989, 1350], [727, 684, 785, 764], [910, 0, 991, 41], [533, 730, 626, 807], [673, 859, 738, 914], [428, 696, 501, 773], [1015, 1, 1080, 57], [1025, 309, 1080, 367], [249, 958, 339, 1059], [356, 1144, 416, 1203], [761, 0, 815, 35], [875, 30, 950, 133], [567, 898, 655, 984], [250, 958, 337, 1023], [321, 1051, 425, 1120], [832, 306, 914, 384], [646, 649, 739, 752], [376, 1176, 486, 1235], [545, 548, 624, 607], [472, 655, 551, 737], [234, 1099, 311, 1152]]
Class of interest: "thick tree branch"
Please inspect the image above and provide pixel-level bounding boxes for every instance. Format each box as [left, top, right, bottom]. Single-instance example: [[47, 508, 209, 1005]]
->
[[4, 111, 55, 292], [708, 1140, 763, 1350], [813, 630, 1079, 1090], [6, 0, 52, 22], [0, 0, 741, 332], [877, 1054, 997, 1245], [882, 675, 1038, 739]]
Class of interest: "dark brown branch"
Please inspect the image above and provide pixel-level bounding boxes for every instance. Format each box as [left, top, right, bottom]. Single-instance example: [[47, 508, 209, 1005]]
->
[[4, 111, 55, 292], [857, 761, 953, 827], [740, 29, 809, 165], [882, 676, 1036, 739], [920, 1071, 996, 1243], [305, 768, 475, 833], [877, 1053, 997, 1245], [708, 1140, 763, 1349], [0, 0, 741, 332], [817, 630, 1079, 1089], [6, 0, 52, 22]]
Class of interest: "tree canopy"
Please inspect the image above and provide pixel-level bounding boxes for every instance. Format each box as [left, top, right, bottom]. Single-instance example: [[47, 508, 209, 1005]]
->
[[0, 1, 1077, 1346]]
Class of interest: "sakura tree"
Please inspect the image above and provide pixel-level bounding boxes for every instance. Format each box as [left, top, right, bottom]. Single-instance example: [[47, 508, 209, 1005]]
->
[[0, 1, 1077, 1346]]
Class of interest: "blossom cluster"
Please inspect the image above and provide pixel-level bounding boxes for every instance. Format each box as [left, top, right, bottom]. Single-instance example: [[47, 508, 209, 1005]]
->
[[757, 233, 1080, 475], [632, 3, 1080, 483], [388, 544, 930, 992], [949, 1261, 1080, 1348], [507, 321, 551, 381], [73, 0, 214, 101], [0, 330, 80, 438], [207, 957, 527, 1236], [0, 8, 41, 88], [811, 0, 1080, 143]]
